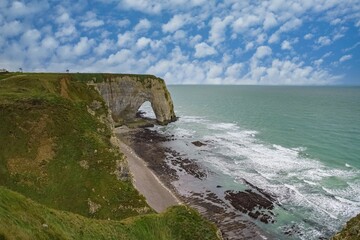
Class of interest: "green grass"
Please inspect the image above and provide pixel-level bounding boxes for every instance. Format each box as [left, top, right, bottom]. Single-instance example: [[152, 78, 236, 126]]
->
[[0, 186, 219, 240], [0, 72, 219, 239], [0, 73, 150, 220], [332, 214, 360, 240]]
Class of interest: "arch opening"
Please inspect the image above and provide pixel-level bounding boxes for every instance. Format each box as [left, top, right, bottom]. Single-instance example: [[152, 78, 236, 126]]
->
[[137, 101, 156, 120]]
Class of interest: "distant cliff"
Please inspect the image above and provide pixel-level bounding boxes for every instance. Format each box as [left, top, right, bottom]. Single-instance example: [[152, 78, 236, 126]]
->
[[92, 75, 176, 125]]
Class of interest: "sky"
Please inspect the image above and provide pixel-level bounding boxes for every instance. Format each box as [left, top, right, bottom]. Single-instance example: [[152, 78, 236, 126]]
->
[[0, 0, 359, 85]]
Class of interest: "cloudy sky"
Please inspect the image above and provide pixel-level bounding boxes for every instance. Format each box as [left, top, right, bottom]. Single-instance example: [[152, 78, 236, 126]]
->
[[0, 0, 359, 85]]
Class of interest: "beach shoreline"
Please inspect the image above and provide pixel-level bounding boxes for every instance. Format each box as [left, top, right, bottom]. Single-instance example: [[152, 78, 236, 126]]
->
[[113, 127, 181, 213], [115, 126, 275, 240]]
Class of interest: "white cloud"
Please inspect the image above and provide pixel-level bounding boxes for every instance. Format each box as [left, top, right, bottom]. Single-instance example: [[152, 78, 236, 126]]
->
[[317, 36, 332, 46], [6, 0, 49, 19], [194, 42, 217, 58], [55, 24, 77, 38], [41, 36, 59, 50], [0, 20, 23, 37], [173, 30, 186, 40], [225, 63, 243, 78], [356, 20, 360, 27], [119, 0, 162, 14], [247, 58, 340, 85], [136, 37, 151, 50], [233, 15, 261, 32], [162, 14, 189, 33], [118, 19, 130, 28], [314, 58, 324, 67], [304, 33, 313, 40], [253, 46, 272, 59], [94, 39, 114, 56], [20, 29, 41, 47], [281, 40, 292, 50], [190, 34, 202, 46], [80, 19, 104, 28], [256, 33, 267, 44], [80, 12, 105, 28], [339, 54, 352, 62], [245, 42, 255, 51], [134, 19, 151, 32], [74, 37, 95, 56], [269, 18, 302, 43], [117, 31, 134, 47], [263, 12, 278, 30], [0, 0, 356, 85], [56, 12, 71, 24], [209, 16, 234, 45], [118, 0, 209, 14], [330, 18, 342, 25], [207, 65, 223, 79]]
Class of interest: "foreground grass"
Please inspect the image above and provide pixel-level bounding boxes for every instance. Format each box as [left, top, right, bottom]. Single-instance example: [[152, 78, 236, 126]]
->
[[0, 187, 219, 240], [0, 72, 219, 239]]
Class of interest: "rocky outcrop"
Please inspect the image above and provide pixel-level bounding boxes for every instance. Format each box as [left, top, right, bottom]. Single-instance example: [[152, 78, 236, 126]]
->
[[95, 75, 176, 125], [332, 214, 360, 240]]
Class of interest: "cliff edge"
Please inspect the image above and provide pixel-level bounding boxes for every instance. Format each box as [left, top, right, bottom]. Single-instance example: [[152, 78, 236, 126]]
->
[[93, 75, 176, 125]]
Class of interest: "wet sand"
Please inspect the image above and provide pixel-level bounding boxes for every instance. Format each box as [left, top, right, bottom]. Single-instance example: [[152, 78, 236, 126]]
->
[[114, 127, 180, 213]]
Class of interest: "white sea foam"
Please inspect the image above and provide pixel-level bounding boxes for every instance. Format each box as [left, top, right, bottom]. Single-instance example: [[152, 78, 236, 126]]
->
[[303, 180, 317, 186], [173, 128, 196, 138], [162, 116, 360, 238], [207, 122, 239, 130], [180, 115, 208, 124]]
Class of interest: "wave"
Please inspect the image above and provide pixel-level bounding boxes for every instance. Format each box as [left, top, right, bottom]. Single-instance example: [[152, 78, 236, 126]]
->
[[158, 114, 360, 238]]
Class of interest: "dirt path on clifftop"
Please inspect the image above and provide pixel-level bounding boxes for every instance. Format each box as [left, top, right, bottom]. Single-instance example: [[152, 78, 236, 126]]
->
[[116, 137, 181, 212]]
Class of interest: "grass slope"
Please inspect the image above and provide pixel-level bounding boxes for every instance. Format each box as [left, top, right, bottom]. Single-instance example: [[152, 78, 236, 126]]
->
[[0, 72, 219, 239], [0, 186, 219, 240], [0, 72, 148, 220]]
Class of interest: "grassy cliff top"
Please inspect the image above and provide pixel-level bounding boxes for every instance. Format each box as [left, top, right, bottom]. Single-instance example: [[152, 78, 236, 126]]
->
[[0, 72, 219, 239], [0, 72, 165, 84]]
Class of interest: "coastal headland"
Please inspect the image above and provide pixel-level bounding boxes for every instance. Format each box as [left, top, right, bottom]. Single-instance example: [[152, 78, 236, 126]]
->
[[0, 72, 219, 239], [0, 72, 357, 240]]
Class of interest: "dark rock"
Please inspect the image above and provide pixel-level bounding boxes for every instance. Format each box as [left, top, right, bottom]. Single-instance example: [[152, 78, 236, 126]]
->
[[225, 189, 275, 224], [192, 141, 207, 147]]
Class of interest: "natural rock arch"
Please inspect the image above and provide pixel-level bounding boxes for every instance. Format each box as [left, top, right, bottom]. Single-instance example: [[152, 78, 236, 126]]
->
[[95, 75, 176, 124], [137, 101, 156, 119]]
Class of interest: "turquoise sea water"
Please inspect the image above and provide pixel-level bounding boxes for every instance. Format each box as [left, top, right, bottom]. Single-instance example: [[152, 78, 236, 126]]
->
[[141, 86, 360, 239]]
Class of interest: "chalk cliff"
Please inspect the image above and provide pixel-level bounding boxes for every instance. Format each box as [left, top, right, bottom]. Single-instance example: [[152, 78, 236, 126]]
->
[[95, 75, 176, 125]]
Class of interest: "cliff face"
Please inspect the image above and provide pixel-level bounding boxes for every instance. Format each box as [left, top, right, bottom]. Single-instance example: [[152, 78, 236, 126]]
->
[[95, 75, 176, 124]]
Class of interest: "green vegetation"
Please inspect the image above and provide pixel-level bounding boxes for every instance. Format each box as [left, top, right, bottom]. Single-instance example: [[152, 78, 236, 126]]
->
[[0, 73, 149, 219], [0, 187, 219, 240], [332, 214, 360, 240], [0, 72, 219, 239]]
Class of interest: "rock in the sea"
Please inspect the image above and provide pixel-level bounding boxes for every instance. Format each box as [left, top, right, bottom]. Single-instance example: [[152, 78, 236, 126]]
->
[[225, 189, 275, 224], [192, 141, 207, 147]]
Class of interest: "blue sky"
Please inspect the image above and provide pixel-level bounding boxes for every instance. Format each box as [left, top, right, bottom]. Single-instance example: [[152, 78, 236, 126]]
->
[[0, 0, 359, 85]]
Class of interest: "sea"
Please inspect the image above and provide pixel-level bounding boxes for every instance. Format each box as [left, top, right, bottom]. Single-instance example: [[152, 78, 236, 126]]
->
[[140, 85, 360, 239]]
